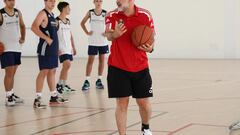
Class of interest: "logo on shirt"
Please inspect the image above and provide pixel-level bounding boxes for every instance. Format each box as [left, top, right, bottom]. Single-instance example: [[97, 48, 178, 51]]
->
[[149, 87, 153, 94], [6, 20, 18, 25], [51, 21, 58, 27]]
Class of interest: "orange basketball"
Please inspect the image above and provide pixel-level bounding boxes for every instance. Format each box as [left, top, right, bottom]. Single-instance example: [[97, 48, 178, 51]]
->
[[132, 25, 154, 47], [0, 42, 4, 55]]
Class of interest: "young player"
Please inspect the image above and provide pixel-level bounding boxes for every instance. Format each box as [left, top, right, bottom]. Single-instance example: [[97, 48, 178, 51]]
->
[[31, 0, 68, 109], [80, 0, 108, 91], [56, 1, 76, 94], [0, 0, 26, 106]]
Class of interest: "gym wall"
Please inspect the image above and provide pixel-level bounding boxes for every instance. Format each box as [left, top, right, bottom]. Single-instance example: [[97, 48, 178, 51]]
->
[[0, 0, 239, 59]]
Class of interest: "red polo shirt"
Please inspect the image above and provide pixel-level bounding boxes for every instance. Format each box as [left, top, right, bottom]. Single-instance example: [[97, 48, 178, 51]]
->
[[106, 5, 155, 72]]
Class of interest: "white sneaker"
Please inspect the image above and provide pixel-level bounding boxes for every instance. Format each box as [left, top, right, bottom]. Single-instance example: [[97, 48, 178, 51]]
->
[[5, 95, 16, 106], [33, 97, 47, 109], [230, 121, 240, 130], [142, 129, 152, 135], [12, 94, 24, 103]]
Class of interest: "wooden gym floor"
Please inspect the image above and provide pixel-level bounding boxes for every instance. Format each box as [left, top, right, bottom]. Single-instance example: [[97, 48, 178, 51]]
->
[[0, 58, 239, 135]]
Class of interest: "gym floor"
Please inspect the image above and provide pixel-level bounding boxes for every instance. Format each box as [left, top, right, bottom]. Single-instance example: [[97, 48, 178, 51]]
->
[[0, 58, 239, 135]]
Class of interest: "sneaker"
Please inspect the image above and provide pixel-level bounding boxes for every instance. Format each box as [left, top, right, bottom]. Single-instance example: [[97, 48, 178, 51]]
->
[[49, 96, 69, 106], [62, 86, 71, 94], [82, 80, 90, 91], [12, 94, 24, 103], [64, 85, 76, 92], [142, 129, 153, 135], [33, 97, 47, 109], [229, 121, 240, 130], [56, 84, 63, 94], [5, 95, 15, 106], [96, 79, 104, 89]]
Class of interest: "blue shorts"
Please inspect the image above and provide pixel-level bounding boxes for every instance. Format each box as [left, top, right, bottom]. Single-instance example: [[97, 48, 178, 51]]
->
[[38, 55, 58, 70], [88, 45, 109, 55], [59, 54, 73, 63], [0, 52, 21, 69]]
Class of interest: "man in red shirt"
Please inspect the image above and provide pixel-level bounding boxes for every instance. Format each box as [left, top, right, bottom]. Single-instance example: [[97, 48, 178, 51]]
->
[[105, 0, 155, 134]]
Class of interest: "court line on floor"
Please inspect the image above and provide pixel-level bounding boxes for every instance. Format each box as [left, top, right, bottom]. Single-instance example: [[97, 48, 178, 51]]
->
[[52, 129, 170, 135], [193, 123, 228, 128], [0, 106, 165, 129], [0, 104, 113, 111], [0, 109, 99, 128], [167, 123, 228, 135], [33, 106, 165, 113], [107, 112, 169, 135], [131, 96, 240, 106], [160, 80, 240, 92], [167, 123, 194, 135], [31, 109, 110, 135]]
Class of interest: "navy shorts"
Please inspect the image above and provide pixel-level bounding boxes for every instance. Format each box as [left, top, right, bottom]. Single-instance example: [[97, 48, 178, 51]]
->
[[38, 55, 58, 70], [0, 52, 21, 69], [59, 54, 73, 63], [88, 45, 109, 55]]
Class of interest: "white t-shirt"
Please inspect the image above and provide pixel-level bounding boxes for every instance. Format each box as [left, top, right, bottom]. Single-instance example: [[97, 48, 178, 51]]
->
[[0, 8, 21, 52], [57, 17, 72, 55], [88, 9, 108, 47]]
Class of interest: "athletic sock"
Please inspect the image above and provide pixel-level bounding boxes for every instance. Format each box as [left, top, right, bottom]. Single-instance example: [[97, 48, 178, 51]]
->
[[6, 90, 14, 97], [98, 76, 103, 80], [142, 123, 150, 131], [36, 92, 42, 98], [58, 80, 65, 86], [50, 90, 58, 97], [86, 76, 90, 81]]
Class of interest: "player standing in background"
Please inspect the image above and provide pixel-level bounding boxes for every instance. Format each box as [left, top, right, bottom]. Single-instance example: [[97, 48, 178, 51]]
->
[[31, 0, 68, 109], [80, 0, 109, 91], [56, 1, 77, 94], [0, 0, 26, 106]]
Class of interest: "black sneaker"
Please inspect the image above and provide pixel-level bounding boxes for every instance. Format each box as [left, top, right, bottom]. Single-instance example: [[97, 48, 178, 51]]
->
[[12, 94, 24, 103], [96, 79, 104, 89], [56, 84, 63, 94], [82, 80, 90, 91], [5, 95, 15, 106], [65, 85, 76, 92], [33, 97, 47, 109], [49, 96, 69, 106]]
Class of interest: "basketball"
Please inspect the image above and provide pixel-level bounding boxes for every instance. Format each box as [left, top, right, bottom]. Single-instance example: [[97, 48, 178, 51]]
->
[[0, 42, 5, 55], [131, 25, 154, 47]]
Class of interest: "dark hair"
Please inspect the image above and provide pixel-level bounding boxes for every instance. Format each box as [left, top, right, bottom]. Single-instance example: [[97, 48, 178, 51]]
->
[[57, 1, 69, 12]]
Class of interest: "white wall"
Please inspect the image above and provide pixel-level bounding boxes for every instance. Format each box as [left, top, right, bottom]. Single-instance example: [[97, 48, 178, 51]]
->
[[0, 0, 239, 59]]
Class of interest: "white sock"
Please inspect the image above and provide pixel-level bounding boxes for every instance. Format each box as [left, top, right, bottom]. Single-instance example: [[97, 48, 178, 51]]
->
[[50, 90, 58, 97], [58, 80, 66, 86], [98, 76, 103, 80], [6, 90, 14, 97], [58, 80, 63, 85], [36, 92, 42, 98], [86, 76, 90, 81]]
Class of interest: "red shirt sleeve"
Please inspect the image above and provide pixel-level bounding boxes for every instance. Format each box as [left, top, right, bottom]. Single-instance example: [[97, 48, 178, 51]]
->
[[148, 12, 155, 35]]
